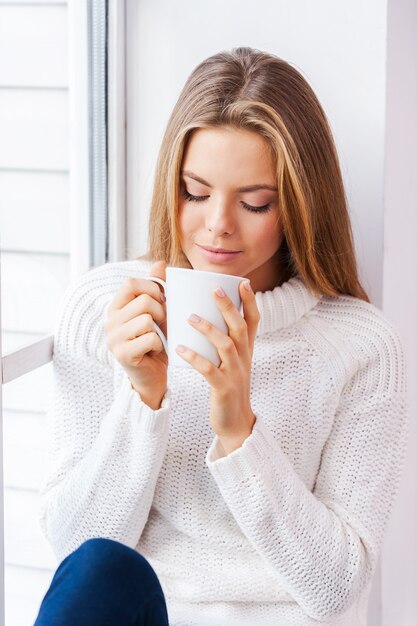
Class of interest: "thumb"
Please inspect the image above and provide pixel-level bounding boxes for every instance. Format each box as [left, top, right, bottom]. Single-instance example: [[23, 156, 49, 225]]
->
[[149, 259, 167, 282], [149, 260, 167, 339], [149, 261, 167, 303]]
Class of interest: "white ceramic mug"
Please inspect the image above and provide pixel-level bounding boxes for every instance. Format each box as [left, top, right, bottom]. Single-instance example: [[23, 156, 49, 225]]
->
[[145, 267, 246, 368]]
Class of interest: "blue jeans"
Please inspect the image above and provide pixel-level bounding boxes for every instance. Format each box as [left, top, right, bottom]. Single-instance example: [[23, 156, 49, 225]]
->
[[34, 538, 170, 625]]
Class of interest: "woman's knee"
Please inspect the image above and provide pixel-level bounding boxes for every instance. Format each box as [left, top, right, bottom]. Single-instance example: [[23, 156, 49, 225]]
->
[[71, 537, 140, 565], [65, 538, 163, 594], [35, 539, 168, 625]]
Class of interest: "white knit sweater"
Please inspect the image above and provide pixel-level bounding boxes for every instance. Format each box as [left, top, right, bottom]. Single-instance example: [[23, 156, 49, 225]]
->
[[38, 258, 409, 626]]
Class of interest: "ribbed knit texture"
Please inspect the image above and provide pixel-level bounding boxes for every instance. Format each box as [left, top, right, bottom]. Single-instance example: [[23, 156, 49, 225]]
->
[[37, 259, 409, 626]]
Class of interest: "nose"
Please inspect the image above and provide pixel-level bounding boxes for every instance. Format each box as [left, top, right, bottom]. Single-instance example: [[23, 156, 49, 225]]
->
[[205, 198, 236, 236]]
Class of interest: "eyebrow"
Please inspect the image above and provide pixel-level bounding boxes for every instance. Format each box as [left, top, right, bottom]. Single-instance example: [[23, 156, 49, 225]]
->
[[181, 170, 278, 193]]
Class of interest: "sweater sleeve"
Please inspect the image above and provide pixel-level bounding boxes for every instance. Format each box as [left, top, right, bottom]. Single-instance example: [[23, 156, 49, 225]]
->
[[205, 319, 409, 621], [37, 267, 171, 564]]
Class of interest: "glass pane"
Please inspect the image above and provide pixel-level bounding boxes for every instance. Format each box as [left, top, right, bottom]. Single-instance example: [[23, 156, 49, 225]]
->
[[0, 4, 70, 624], [0, 1, 71, 355], [2, 363, 56, 625]]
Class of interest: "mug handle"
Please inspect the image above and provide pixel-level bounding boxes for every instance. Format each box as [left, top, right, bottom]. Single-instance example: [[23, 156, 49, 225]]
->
[[144, 276, 168, 354]]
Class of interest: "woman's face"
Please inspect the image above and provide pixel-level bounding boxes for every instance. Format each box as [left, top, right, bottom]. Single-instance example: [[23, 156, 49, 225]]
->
[[178, 126, 284, 293]]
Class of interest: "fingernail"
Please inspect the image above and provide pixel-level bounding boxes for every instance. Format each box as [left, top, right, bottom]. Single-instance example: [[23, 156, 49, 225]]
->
[[176, 345, 187, 353], [215, 287, 225, 298], [189, 313, 201, 323], [244, 281, 252, 292]]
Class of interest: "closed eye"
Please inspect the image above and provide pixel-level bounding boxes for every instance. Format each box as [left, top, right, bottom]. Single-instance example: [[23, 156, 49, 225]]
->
[[180, 188, 272, 214]]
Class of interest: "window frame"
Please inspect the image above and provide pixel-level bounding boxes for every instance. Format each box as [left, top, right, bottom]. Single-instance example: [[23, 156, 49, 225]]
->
[[0, 0, 116, 387], [0, 2, 112, 617]]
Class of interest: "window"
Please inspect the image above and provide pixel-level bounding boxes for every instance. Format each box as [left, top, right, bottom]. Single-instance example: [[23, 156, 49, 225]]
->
[[0, 1, 110, 623]]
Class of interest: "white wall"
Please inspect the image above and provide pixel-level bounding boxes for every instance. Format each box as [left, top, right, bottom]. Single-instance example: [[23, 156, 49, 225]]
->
[[382, 0, 417, 624], [127, 0, 387, 305], [126, 1, 415, 624]]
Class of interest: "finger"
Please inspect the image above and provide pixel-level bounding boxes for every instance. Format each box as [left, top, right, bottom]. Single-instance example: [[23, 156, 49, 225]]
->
[[107, 277, 165, 315], [117, 292, 166, 327], [114, 312, 155, 342], [119, 330, 166, 364], [238, 280, 260, 352], [105, 295, 167, 344], [210, 286, 250, 358], [175, 343, 223, 386], [187, 313, 237, 369]]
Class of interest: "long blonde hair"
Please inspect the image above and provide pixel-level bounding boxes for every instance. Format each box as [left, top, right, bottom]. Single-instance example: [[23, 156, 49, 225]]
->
[[137, 46, 369, 302]]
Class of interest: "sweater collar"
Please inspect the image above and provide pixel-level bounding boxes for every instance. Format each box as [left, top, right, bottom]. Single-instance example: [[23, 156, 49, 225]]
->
[[254, 275, 321, 336]]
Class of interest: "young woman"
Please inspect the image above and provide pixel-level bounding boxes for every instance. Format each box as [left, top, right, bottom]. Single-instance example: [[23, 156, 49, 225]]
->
[[35, 47, 408, 626]]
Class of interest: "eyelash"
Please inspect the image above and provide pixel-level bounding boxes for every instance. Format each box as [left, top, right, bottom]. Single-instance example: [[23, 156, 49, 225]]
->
[[180, 188, 272, 214]]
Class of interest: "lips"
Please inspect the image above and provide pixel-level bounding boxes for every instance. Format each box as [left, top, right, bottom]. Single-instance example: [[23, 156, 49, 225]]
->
[[196, 244, 242, 264], [197, 244, 241, 253]]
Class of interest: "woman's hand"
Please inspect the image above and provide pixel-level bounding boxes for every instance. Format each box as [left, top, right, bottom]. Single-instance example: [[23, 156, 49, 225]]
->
[[175, 280, 260, 454], [104, 261, 168, 410]]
